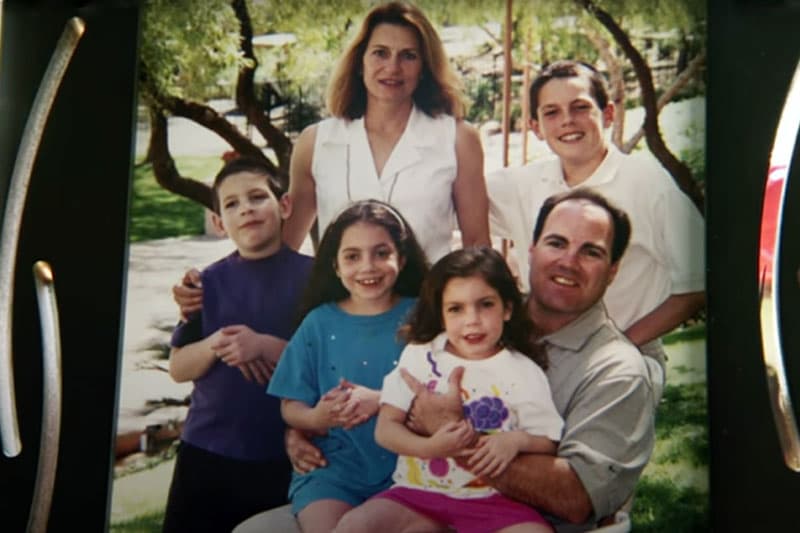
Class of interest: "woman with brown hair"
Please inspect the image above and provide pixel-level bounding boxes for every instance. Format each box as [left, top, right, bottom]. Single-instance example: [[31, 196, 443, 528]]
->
[[173, 1, 488, 315], [283, 0, 490, 262]]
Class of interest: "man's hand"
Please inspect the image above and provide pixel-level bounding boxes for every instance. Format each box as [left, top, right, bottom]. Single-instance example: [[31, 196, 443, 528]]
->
[[402, 366, 469, 437], [285, 427, 326, 474], [172, 268, 203, 319]]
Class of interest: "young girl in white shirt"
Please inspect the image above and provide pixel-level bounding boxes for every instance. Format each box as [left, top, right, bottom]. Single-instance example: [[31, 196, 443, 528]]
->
[[336, 246, 563, 533]]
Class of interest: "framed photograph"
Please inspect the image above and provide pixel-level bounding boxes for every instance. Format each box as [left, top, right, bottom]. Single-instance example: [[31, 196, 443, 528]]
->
[[0, 1, 797, 532]]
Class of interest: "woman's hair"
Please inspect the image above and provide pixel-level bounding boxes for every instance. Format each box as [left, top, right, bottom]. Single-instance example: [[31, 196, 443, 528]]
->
[[297, 199, 429, 319], [326, 1, 465, 120], [401, 246, 547, 368]]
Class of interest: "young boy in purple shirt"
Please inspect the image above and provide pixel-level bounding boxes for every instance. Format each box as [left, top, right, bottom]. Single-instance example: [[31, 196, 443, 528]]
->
[[162, 157, 312, 533]]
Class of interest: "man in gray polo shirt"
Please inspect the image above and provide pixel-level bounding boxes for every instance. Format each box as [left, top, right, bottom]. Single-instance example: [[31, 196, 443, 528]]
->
[[236, 189, 655, 532], [396, 189, 654, 532]]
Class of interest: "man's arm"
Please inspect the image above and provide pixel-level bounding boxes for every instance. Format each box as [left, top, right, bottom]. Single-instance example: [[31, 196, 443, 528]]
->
[[488, 454, 593, 524], [400, 367, 592, 522], [624, 290, 705, 347], [402, 366, 589, 521], [406, 358, 654, 523], [632, 175, 706, 347], [377, 403, 474, 459]]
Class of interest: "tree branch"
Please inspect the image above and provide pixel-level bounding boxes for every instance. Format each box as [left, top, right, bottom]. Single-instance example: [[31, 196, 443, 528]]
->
[[147, 104, 215, 210], [230, 0, 293, 180], [576, 0, 704, 213], [622, 49, 706, 153], [583, 27, 626, 148]]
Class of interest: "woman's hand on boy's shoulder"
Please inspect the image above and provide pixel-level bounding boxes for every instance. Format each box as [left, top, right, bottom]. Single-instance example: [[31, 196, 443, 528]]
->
[[172, 268, 203, 319]]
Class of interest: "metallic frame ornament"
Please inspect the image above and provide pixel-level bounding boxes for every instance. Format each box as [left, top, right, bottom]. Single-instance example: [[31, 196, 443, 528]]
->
[[758, 57, 800, 472], [0, 17, 84, 457]]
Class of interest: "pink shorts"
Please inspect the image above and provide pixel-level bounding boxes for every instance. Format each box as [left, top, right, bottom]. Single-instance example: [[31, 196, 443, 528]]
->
[[375, 486, 553, 533]]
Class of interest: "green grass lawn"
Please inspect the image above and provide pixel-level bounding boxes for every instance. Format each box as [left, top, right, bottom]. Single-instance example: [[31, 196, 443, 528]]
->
[[631, 328, 709, 532], [110, 511, 165, 533], [128, 156, 222, 242], [632, 381, 709, 531]]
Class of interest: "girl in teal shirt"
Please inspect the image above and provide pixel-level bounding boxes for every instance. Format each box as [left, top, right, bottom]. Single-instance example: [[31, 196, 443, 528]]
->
[[268, 200, 428, 533]]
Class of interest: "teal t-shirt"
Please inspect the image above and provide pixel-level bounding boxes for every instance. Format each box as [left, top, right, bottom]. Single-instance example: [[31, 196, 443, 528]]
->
[[268, 297, 416, 505]]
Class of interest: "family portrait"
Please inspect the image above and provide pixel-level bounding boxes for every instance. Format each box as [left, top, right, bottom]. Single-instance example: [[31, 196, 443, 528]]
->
[[109, 1, 708, 531]]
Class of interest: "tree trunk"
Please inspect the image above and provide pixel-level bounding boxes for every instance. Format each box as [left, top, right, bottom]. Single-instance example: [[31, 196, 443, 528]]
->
[[139, 0, 297, 209], [622, 49, 706, 153], [161, 93, 276, 168], [147, 105, 215, 210], [230, 0, 293, 183], [577, 0, 705, 213], [142, 105, 159, 165], [584, 27, 626, 149]]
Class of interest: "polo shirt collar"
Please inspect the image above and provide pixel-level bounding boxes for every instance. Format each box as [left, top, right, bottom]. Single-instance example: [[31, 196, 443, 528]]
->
[[543, 144, 624, 188], [541, 301, 609, 352], [582, 144, 624, 188]]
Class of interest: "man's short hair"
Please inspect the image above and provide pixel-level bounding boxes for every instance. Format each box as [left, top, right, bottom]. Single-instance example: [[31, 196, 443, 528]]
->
[[529, 60, 610, 120], [532, 188, 631, 264]]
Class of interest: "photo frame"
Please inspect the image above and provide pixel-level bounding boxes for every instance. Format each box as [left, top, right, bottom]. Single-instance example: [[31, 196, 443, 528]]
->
[[109, 2, 709, 532]]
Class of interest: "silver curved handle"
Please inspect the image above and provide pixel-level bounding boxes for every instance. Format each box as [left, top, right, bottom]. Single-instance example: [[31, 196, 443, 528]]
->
[[26, 261, 62, 533], [758, 56, 800, 472], [0, 17, 84, 458]]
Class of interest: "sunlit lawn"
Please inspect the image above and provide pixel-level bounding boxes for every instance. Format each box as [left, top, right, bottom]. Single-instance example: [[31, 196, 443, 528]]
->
[[128, 156, 222, 242], [632, 327, 709, 532], [110, 511, 164, 533]]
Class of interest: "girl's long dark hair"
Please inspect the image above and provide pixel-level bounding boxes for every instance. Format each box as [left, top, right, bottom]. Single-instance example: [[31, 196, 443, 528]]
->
[[401, 246, 547, 368], [297, 199, 429, 320]]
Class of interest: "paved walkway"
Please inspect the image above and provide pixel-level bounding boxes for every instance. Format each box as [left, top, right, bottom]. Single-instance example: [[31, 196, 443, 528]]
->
[[116, 235, 234, 435]]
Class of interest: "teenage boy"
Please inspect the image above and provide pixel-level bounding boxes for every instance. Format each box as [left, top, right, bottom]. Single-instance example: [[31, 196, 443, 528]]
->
[[162, 157, 313, 533], [487, 60, 705, 387]]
